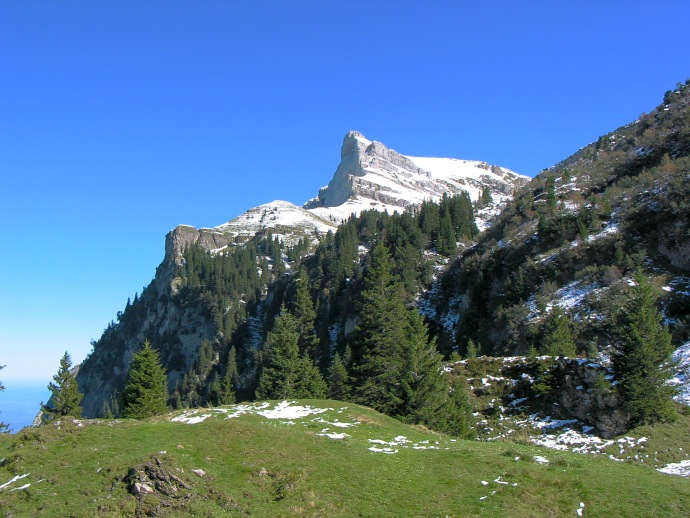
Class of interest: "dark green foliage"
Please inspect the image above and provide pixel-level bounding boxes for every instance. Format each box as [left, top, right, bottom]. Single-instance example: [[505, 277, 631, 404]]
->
[[546, 175, 557, 214], [328, 352, 349, 401], [436, 212, 457, 255], [43, 352, 83, 420], [399, 311, 448, 426], [613, 274, 676, 425], [540, 307, 577, 357], [291, 269, 320, 361], [350, 243, 409, 415], [438, 378, 476, 439], [256, 308, 326, 400], [219, 346, 239, 404], [479, 185, 493, 207], [122, 340, 168, 419]]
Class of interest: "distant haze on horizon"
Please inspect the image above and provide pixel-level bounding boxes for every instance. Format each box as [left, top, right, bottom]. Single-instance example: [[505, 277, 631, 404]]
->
[[1, 1, 689, 381]]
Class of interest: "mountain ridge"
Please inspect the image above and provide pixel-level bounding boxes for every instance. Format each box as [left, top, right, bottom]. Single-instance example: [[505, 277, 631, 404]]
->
[[164, 130, 528, 265]]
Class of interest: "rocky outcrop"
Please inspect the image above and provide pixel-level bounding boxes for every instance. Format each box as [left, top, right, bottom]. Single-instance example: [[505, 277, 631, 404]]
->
[[306, 131, 431, 208], [165, 225, 235, 267], [545, 359, 629, 439]]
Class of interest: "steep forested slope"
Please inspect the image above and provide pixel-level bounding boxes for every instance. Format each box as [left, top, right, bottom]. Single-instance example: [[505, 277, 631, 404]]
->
[[440, 80, 690, 358]]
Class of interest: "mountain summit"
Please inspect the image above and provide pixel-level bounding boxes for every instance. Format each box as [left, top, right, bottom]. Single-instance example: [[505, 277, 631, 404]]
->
[[165, 131, 528, 263], [306, 131, 527, 227]]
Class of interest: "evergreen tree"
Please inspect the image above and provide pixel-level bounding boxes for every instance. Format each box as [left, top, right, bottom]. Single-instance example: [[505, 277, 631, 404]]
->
[[546, 176, 557, 214], [0, 365, 7, 433], [122, 340, 168, 419], [43, 351, 83, 420], [399, 310, 447, 425], [219, 346, 238, 404], [292, 269, 320, 361], [466, 339, 478, 359], [328, 352, 349, 401], [351, 242, 409, 415], [208, 373, 223, 406], [480, 185, 493, 207], [438, 378, 475, 439], [256, 308, 326, 400], [613, 274, 676, 425], [540, 306, 577, 357], [436, 212, 457, 255]]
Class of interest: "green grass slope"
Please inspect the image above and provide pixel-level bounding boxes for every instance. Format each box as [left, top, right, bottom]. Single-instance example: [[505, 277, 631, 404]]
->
[[1, 400, 688, 517]]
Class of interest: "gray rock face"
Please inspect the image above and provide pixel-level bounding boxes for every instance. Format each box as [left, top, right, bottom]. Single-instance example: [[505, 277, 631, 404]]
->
[[547, 359, 629, 439], [307, 131, 431, 208], [165, 225, 235, 267]]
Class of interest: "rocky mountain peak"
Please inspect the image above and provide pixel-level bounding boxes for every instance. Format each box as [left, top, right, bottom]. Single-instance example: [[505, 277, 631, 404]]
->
[[305, 131, 529, 227], [163, 132, 528, 268]]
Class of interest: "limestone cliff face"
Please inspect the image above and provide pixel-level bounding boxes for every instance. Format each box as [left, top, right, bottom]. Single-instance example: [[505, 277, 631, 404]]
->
[[307, 131, 432, 208], [165, 225, 236, 267]]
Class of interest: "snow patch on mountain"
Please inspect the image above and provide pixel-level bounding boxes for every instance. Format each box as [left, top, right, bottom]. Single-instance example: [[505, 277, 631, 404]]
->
[[215, 200, 338, 246]]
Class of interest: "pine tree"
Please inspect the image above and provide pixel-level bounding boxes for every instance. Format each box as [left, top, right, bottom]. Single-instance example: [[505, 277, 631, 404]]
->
[[43, 351, 83, 420], [613, 274, 676, 425], [466, 339, 478, 359], [0, 365, 8, 433], [399, 310, 448, 425], [351, 242, 408, 415], [546, 176, 557, 214], [540, 306, 577, 357], [292, 268, 320, 361], [328, 352, 349, 401], [480, 185, 493, 207], [436, 211, 457, 255], [122, 340, 168, 419], [438, 378, 475, 439], [219, 346, 238, 404], [256, 308, 326, 400]]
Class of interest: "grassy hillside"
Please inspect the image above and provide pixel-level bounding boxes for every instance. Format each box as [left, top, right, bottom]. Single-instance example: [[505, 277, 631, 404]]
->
[[1, 400, 689, 517]]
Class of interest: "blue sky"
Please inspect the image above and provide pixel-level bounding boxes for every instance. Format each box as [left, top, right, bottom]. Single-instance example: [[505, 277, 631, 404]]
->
[[1, 1, 689, 383]]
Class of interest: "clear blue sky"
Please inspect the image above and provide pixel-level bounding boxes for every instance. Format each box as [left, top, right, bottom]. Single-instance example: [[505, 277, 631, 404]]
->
[[1, 1, 689, 383]]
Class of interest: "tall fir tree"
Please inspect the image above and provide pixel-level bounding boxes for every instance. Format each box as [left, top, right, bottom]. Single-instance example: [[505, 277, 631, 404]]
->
[[436, 211, 457, 255], [613, 274, 676, 425], [327, 352, 349, 401], [256, 307, 326, 400], [292, 268, 321, 361], [351, 242, 409, 415], [399, 310, 448, 425], [43, 351, 83, 420], [219, 346, 239, 404], [540, 306, 577, 357], [122, 340, 168, 419], [439, 378, 476, 438], [0, 365, 7, 433]]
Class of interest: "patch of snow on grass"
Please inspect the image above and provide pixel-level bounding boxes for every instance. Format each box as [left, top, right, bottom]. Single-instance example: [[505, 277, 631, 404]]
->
[[256, 401, 329, 420], [0, 473, 30, 491], [318, 431, 350, 440], [368, 446, 398, 454], [657, 459, 690, 477]]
